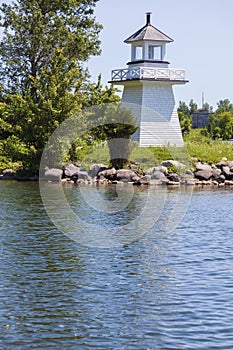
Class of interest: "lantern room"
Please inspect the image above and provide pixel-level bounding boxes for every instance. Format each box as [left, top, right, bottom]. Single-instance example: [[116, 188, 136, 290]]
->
[[124, 12, 173, 66]]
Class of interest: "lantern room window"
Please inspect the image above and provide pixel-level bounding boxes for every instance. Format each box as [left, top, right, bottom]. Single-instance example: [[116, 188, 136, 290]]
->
[[148, 45, 161, 60], [134, 46, 143, 60]]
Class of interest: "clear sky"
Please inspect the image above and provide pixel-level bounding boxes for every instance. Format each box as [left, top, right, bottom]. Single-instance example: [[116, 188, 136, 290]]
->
[[0, 0, 233, 109], [88, 0, 233, 109]]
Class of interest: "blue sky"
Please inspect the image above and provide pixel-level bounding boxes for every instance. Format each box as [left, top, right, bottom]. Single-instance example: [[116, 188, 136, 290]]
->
[[0, 0, 232, 109], [88, 0, 233, 109]]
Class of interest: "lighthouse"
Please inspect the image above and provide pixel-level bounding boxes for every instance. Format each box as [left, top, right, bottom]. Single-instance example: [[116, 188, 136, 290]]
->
[[109, 13, 188, 147]]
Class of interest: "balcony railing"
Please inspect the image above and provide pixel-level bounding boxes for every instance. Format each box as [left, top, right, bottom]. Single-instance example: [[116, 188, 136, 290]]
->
[[111, 67, 186, 82]]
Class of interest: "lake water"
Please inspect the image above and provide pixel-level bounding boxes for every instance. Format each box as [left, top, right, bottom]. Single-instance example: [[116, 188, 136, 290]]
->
[[1, 181, 233, 349]]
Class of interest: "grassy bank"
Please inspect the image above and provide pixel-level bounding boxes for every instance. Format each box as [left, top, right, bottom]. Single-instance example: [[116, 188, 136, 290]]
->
[[184, 129, 233, 163], [1, 129, 233, 174]]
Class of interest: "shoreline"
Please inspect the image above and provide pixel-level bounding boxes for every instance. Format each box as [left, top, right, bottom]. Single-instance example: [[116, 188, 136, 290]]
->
[[2, 157, 233, 189]]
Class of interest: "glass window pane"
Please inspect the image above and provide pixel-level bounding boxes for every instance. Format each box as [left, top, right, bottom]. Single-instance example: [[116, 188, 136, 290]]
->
[[148, 46, 161, 60], [135, 46, 143, 60]]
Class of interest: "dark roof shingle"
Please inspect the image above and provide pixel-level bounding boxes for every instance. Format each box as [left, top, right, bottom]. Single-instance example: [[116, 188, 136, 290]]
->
[[124, 24, 173, 43]]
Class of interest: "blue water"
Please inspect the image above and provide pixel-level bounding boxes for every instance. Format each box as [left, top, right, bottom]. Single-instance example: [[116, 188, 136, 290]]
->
[[1, 181, 233, 349]]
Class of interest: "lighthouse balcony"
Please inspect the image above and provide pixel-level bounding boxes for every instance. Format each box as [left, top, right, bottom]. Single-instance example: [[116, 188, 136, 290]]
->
[[111, 67, 187, 83]]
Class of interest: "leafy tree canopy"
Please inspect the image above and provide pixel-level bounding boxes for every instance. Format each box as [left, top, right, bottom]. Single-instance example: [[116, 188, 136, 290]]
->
[[0, 0, 122, 171], [0, 0, 102, 95]]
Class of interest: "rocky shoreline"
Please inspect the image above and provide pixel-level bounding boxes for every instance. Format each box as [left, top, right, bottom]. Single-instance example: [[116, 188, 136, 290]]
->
[[44, 157, 233, 188], [2, 157, 233, 188]]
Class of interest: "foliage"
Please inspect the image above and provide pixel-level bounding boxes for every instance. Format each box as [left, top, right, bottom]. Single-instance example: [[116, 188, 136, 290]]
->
[[83, 74, 120, 107], [185, 129, 233, 163], [215, 99, 233, 114], [208, 112, 233, 140], [87, 104, 138, 168], [178, 111, 192, 136], [0, 0, 102, 170]]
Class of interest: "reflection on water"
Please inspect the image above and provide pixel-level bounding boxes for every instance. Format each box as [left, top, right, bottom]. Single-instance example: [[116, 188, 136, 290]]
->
[[40, 182, 192, 248], [1, 182, 233, 349]]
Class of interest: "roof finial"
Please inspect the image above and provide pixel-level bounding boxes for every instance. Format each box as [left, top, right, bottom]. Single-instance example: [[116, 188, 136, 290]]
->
[[146, 12, 152, 25]]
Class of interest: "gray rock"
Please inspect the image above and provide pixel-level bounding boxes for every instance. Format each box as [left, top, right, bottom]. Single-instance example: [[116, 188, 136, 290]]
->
[[64, 164, 80, 177], [139, 175, 151, 184], [89, 164, 108, 177], [186, 169, 194, 176], [77, 170, 89, 181], [219, 174, 226, 183], [221, 166, 233, 180], [97, 168, 117, 180], [116, 169, 138, 182], [2, 169, 16, 178], [216, 159, 228, 168], [167, 173, 180, 182], [63, 164, 89, 182], [195, 162, 212, 172], [161, 160, 185, 169], [145, 165, 168, 175], [44, 168, 62, 182], [194, 169, 213, 181], [151, 171, 166, 180], [212, 168, 222, 178]]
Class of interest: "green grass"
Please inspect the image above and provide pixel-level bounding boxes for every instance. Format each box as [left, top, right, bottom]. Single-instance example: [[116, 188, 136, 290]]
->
[[185, 129, 233, 163], [80, 130, 233, 173]]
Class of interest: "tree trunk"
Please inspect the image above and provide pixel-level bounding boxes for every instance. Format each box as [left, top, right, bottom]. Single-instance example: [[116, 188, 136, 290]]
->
[[107, 138, 131, 169]]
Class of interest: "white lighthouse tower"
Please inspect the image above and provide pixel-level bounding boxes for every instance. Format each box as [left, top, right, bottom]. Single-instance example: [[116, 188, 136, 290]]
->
[[110, 13, 188, 147]]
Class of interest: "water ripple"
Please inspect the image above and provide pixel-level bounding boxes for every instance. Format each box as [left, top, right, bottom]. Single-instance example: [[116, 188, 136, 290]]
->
[[1, 183, 233, 349]]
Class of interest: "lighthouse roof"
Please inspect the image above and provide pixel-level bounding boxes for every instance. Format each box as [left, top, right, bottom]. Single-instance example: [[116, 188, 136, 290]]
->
[[124, 13, 173, 44]]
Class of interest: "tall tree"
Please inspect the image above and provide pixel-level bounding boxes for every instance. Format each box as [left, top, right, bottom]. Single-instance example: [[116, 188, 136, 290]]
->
[[88, 104, 138, 169], [215, 99, 233, 114], [0, 0, 102, 169]]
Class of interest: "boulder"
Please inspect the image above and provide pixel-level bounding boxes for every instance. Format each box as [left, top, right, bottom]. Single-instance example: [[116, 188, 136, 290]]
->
[[64, 164, 80, 177], [44, 168, 62, 182], [212, 168, 222, 178], [160, 160, 185, 169], [139, 175, 151, 185], [151, 171, 166, 180], [221, 166, 233, 180], [194, 169, 213, 181], [145, 165, 168, 175], [2, 169, 16, 178], [216, 158, 228, 168], [77, 170, 90, 181], [195, 162, 212, 172], [186, 169, 194, 176], [63, 164, 89, 182], [97, 168, 117, 180], [89, 164, 108, 177], [167, 173, 180, 182], [116, 169, 138, 182]]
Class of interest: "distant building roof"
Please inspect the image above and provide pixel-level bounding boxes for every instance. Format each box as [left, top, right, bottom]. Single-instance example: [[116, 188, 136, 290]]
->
[[124, 13, 173, 44]]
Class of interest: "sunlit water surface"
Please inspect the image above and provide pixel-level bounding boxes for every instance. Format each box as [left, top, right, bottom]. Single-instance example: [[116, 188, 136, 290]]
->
[[1, 181, 233, 349]]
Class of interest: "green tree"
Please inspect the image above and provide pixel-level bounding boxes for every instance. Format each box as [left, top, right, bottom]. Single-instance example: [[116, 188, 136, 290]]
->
[[178, 101, 190, 117], [189, 99, 198, 114], [208, 111, 233, 140], [0, 0, 102, 169], [178, 110, 192, 136], [89, 104, 138, 169], [83, 74, 121, 107], [215, 99, 233, 114]]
